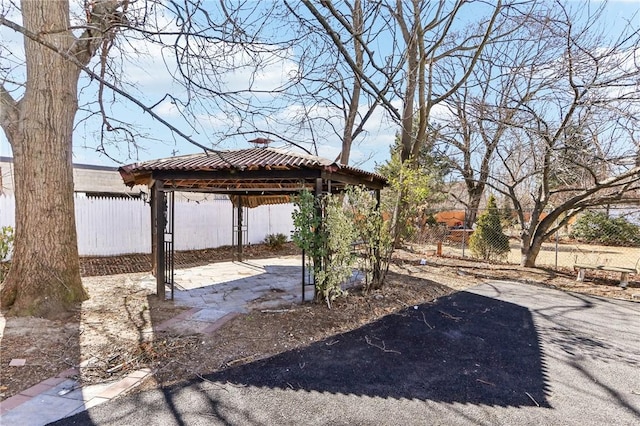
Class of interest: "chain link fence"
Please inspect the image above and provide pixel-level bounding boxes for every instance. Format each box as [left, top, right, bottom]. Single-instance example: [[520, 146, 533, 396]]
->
[[409, 207, 640, 274]]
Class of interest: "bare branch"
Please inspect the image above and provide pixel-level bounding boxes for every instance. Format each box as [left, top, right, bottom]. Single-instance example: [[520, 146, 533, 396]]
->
[[0, 84, 18, 142], [71, 0, 123, 66], [364, 335, 401, 354], [299, 0, 401, 121], [0, 13, 228, 160]]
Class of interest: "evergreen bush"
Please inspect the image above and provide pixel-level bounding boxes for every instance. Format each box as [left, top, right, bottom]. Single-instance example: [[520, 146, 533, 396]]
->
[[570, 211, 640, 246], [469, 195, 511, 261]]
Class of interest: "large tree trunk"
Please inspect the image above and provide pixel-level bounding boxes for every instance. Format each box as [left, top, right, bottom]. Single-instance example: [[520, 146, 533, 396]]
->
[[465, 186, 484, 227], [520, 230, 544, 267], [0, 0, 87, 318], [521, 241, 543, 267], [339, 0, 362, 166]]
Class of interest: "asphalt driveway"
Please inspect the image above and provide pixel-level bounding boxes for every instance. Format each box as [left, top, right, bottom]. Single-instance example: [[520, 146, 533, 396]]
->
[[52, 281, 640, 425]]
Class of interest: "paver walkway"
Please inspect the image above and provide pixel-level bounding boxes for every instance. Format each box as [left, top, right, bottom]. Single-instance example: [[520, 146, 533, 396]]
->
[[0, 256, 311, 426]]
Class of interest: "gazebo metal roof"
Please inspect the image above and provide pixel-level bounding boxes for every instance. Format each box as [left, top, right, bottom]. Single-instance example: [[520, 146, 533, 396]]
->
[[119, 147, 386, 204]]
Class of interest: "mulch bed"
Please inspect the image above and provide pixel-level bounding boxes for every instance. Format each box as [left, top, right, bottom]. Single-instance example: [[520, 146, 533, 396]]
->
[[79, 243, 302, 277]]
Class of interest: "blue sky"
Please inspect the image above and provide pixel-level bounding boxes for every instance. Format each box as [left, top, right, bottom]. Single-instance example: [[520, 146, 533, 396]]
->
[[0, 0, 638, 172]]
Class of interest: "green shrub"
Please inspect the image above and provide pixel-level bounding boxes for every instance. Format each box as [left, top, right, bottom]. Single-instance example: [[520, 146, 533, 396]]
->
[[469, 195, 511, 261], [0, 226, 14, 282], [345, 185, 392, 292], [570, 211, 640, 246], [263, 233, 288, 249], [313, 193, 358, 305], [291, 186, 391, 306], [291, 189, 328, 302], [377, 151, 437, 244]]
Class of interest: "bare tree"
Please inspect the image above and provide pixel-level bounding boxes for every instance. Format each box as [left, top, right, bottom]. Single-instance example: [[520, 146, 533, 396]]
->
[[435, 7, 560, 225], [484, 2, 640, 267], [382, 0, 524, 246], [392, 0, 508, 165], [301, 0, 528, 245], [289, 1, 512, 167], [286, 0, 404, 165], [0, 0, 291, 317], [0, 0, 124, 317]]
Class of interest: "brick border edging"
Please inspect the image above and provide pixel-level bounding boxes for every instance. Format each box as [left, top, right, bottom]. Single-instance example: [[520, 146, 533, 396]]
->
[[154, 307, 202, 332], [1, 304, 244, 416], [0, 367, 153, 416], [0, 368, 78, 414], [202, 312, 240, 334], [95, 368, 153, 400]]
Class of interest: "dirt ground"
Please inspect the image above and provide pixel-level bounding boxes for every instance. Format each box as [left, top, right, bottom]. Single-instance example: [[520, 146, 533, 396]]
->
[[1, 243, 638, 402]]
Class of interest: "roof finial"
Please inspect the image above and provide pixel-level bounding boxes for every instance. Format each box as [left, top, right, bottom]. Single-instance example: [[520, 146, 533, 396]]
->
[[248, 137, 272, 148]]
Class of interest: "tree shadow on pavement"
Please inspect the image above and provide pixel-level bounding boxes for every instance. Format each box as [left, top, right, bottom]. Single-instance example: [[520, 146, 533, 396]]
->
[[205, 291, 551, 408]]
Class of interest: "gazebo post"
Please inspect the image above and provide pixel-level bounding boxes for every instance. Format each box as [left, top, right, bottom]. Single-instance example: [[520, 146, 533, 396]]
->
[[153, 180, 166, 299], [150, 186, 156, 277], [236, 197, 243, 262], [313, 177, 324, 301], [373, 188, 381, 285]]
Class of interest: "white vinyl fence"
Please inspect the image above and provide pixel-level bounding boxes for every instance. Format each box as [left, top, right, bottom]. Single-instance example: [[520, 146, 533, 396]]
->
[[0, 195, 295, 256]]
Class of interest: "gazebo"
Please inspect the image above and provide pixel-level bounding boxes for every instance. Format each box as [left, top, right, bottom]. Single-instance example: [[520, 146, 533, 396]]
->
[[119, 146, 387, 300]]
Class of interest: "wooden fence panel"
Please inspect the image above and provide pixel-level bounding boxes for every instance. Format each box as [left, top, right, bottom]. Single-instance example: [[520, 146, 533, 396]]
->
[[0, 195, 294, 256], [75, 196, 150, 256]]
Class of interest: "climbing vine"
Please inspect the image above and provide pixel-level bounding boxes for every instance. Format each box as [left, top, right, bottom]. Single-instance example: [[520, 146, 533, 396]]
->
[[292, 186, 393, 307], [292, 189, 355, 307], [314, 194, 357, 305], [344, 186, 392, 292], [291, 189, 325, 256], [291, 189, 327, 302]]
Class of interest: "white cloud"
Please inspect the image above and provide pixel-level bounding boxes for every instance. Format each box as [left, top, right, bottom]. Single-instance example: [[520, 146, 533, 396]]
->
[[215, 47, 299, 95]]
